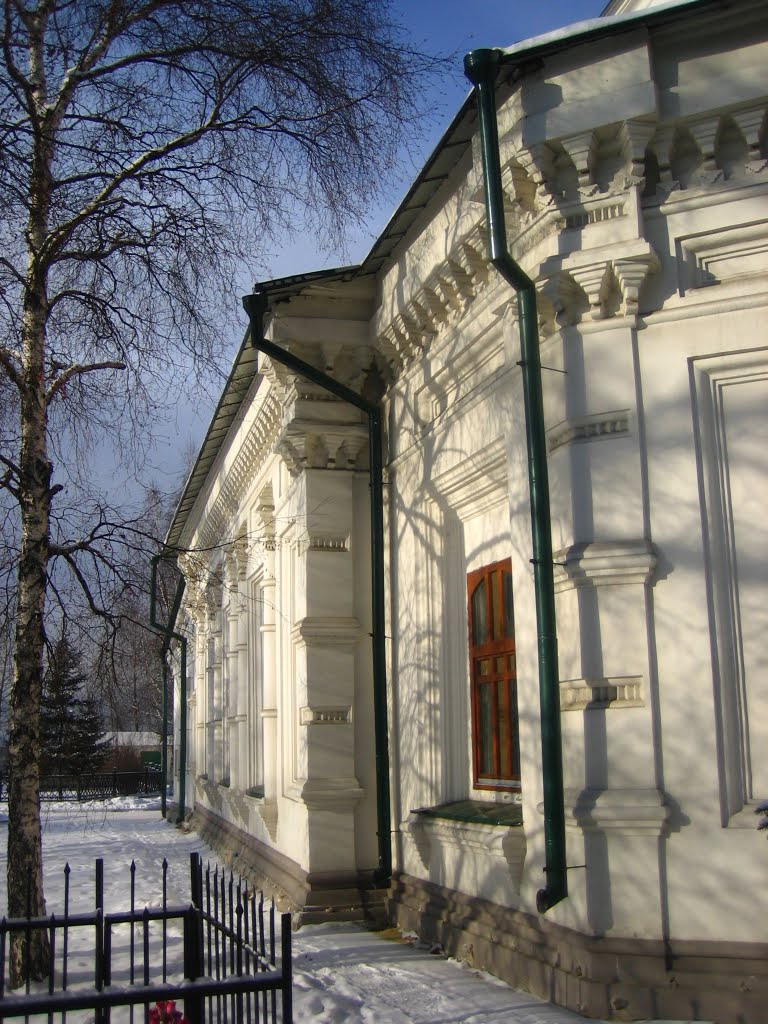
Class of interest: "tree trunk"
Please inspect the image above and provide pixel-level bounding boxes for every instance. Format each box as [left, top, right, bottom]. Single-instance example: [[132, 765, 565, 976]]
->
[[8, 449, 52, 984], [7, 284, 53, 983]]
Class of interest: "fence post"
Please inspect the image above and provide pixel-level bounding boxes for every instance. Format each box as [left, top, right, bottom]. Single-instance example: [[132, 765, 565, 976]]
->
[[112, 769, 118, 797], [184, 853, 204, 1024], [94, 858, 105, 1024], [281, 913, 293, 1024]]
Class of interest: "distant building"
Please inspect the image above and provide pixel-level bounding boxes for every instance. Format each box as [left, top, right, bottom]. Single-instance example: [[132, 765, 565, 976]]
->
[[167, 1, 768, 1020], [103, 731, 163, 769]]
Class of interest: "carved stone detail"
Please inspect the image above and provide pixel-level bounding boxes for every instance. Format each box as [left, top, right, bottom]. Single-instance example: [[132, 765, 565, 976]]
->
[[291, 617, 362, 647], [547, 409, 631, 453], [553, 540, 656, 591], [613, 255, 659, 316], [256, 799, 278, 841], [274, 420, 368, 478], [538, 273, 589, 335], [560, 676, 644, 711], [560, 131, 597, 190], [562, 787, 670, 836], [374, 110, 765, 370], [620, 119, 658, 184], [299, 778, 364, 811], [197, 387, 282, 551], [299, 706, 352, 726], [569, 263, 614, 320]]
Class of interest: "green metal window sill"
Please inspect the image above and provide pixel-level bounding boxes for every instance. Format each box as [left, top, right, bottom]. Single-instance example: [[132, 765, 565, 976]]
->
[[413, 799, 523, 827]]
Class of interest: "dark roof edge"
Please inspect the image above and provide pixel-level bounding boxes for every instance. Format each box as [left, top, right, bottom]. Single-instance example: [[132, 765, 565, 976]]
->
[[498, 0, 721, 62], [165, 266, 361, 551]]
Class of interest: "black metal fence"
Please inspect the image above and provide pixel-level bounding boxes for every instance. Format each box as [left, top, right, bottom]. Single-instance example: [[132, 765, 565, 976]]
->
[[0, 770, 164, 803], [0, 852, 292, 1024]]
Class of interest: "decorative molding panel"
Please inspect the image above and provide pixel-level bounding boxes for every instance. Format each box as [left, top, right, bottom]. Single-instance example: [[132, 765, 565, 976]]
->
[[676, 219, 768, 294], [298, 534, 349, 554], [548, 409, 631, 453], [298, 777, 364, 811], [406, 814, 526, 894], [429, 438, 507, 518], [553, 540, 656, 591], [256, 799, 278, 841], [299, 705, 351, 726], [291, 617, 362, 647], [415, 328, 505, 426], [560, 676, 644, 711], [562, 787, 669, 836]]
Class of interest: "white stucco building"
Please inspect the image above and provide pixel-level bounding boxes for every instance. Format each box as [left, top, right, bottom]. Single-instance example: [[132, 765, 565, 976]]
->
[[166, 0, 768, 1020]]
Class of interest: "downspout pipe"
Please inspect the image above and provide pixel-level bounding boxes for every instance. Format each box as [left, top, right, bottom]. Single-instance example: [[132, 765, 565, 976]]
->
[[150, 553, 188, 824], [242, 290, 392, 885], [464, 47, 567, 913]]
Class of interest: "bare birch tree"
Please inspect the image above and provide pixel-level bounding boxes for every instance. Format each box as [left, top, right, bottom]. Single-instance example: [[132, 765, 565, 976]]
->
[[0, 0, 439, 980]]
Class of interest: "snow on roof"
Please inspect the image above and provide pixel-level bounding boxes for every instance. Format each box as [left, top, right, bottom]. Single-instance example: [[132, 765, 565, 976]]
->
[[102, 732, 161, 747], [499, 0, 704, 59]]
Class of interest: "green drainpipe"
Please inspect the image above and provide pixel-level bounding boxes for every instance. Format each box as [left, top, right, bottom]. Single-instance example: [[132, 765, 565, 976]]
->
[[464, 47, 567, 913], [242, 290, 392, 884], [150, 553, 188, 825]]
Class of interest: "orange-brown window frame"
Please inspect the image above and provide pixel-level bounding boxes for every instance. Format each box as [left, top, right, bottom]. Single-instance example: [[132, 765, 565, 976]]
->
[[467, 558, 520, 791]]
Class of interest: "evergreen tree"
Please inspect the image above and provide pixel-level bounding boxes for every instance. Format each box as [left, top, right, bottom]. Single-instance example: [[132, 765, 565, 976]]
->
[[41, 637, 108, 776]]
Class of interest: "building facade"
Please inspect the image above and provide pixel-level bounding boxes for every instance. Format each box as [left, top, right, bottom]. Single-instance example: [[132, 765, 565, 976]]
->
[[167, 1, 768, 1019]]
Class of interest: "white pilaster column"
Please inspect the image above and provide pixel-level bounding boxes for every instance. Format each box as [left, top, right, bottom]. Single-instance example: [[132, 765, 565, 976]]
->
[[260, 555, 277, 801], [225, 602, 238, 786]]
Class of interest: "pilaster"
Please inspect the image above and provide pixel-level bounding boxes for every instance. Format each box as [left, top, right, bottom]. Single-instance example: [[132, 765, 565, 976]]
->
[[288, 467, 366, 874]]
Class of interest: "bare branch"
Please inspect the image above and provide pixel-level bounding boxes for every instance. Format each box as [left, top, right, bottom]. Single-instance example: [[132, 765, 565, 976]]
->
[[45, 359, 126, 404]]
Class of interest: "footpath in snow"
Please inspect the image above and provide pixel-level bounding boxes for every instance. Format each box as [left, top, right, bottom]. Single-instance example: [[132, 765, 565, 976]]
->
[[0, 801, 618, 1023]]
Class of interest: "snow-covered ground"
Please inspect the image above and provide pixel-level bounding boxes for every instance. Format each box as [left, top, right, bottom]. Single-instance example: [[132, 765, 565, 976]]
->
[[0, 802, 679, 1023]]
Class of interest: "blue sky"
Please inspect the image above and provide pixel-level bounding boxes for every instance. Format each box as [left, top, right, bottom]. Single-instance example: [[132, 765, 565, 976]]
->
[[153, 1, 607, 480], [262, 0, 606, 279]]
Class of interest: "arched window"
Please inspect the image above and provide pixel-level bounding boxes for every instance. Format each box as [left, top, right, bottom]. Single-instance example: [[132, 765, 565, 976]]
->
[[467, 559, 519, 790]]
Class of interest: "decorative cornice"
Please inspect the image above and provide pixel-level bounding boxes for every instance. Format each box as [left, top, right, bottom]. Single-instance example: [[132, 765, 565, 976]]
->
[[197, 385, 283, 551], [374, 106, 768, 374], [553, 540, 656, 591]]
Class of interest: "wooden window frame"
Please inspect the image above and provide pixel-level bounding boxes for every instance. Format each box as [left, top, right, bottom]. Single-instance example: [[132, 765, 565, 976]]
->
[[467, 558, 520, 791]]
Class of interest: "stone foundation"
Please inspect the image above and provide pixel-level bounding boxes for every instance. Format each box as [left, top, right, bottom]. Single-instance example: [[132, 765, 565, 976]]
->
[[389, 872, 766, 1023], [190, 805, 387, 926]]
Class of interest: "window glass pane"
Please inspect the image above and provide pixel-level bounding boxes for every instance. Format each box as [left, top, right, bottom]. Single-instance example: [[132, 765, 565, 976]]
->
[[478, 683, 493, 776], [489, 570, 501, 640], [497, 682, 511, 778], [468, 559, 518, 790], [503, 570, 514, 638], [510, 678, 520, 781], [472, 579, 487, 645]]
